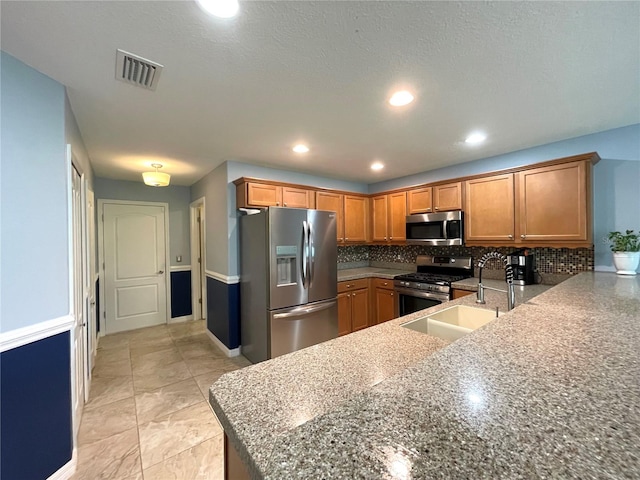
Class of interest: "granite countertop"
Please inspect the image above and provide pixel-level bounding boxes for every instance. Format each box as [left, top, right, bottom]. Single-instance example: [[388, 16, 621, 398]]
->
[[210, 273, 640, 478], [337, 267, 410, 281]]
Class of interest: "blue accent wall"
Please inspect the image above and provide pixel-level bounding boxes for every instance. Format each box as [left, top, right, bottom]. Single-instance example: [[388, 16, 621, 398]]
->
[[171, 270, 192, 318], [206, 276, 240, 349], [1, 332, 73, 479]]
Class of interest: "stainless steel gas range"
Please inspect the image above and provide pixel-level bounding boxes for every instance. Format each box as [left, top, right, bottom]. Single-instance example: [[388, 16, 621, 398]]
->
[[394, 255, 474, 316]]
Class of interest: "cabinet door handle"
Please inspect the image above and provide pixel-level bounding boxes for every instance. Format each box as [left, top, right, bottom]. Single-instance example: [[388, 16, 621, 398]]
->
[[508, 234, 513, 239], [347, 294, 351, 297], [345, 237, 349, 240], [391, 293, 394, 296], [434, 207, 439, 210], [284, 203, 287, 207], [521, 234, 526, 239], [389, 236, 393, 240], [276, 202, 280, 206]]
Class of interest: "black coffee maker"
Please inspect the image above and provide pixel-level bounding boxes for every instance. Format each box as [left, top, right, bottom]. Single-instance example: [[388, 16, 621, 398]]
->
[[507, 249, 536, 285]]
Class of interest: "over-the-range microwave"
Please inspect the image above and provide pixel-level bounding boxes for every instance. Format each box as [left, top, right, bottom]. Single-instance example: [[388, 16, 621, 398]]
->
[[405, 211, 464, 246]]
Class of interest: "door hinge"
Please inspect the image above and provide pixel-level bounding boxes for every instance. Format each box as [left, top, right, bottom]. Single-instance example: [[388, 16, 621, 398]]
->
[[197, 257, 201, 264], [102, 262, 105, 270], [101, 214, 104, 222], [103, 311, 106, 319], [198, 298, 202, 304], [197, 216, 201, 223]]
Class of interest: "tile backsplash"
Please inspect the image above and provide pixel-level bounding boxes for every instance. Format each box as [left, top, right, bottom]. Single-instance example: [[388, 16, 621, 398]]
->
[[339, 244, 594, 275]]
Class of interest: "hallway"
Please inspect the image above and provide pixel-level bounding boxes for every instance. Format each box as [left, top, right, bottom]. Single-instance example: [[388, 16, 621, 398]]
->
[[71, 320, 250, 479]]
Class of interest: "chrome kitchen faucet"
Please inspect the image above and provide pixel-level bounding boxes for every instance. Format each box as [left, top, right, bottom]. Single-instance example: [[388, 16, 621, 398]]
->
[[476, 252, 516, 311]]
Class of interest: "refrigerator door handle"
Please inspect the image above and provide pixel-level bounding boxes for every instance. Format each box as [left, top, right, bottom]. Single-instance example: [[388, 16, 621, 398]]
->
[[272, 300, 337, 319], [308, 222, 314, 287], [301, 220, 308, 288]]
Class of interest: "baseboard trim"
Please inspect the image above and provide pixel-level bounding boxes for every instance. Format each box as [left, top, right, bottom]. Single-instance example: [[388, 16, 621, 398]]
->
[[205, 270, 240, 285], [205, 329, 240, 357], [168, 314, 194, 324], [1, 314, 75, 353], [47, 447, 77, 480]]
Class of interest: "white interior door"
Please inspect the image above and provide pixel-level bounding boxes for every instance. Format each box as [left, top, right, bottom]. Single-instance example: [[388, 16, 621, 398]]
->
[[71, 165, 85, 434], [103, 203, 168, 334]]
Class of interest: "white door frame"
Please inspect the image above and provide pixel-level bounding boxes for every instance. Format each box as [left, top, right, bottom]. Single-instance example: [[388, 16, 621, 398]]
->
[[97, 199, 172, 335], [67, 145, 90, 439], [190, 197, 207, 321], [86, 189, 97, 377]]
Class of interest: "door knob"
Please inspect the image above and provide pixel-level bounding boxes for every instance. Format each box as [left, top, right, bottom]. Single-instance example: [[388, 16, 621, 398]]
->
[[158, 270, 164, 274]]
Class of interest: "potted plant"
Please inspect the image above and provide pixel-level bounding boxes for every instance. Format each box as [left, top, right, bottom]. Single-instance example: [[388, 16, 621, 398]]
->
[[608, 230, 640, 275]]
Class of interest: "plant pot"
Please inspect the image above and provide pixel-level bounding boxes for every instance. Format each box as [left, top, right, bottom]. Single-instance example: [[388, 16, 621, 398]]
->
[[612, 251, 640, 276]]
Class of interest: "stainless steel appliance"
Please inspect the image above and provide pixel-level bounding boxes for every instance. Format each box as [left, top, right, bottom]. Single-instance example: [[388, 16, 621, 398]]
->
[[405, 211, 464, 245], [394, 255, 473, 316], [239, 207, 338, 363], [507, 248, 536, 285]]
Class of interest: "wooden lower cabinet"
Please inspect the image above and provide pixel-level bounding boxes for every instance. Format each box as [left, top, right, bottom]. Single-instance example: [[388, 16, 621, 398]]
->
[[337, 279, 370, 335], [338, 278, 398, 334], [225, 433, 251, 480], [451, 288, 474, 300], [372, 278, 397, 325]]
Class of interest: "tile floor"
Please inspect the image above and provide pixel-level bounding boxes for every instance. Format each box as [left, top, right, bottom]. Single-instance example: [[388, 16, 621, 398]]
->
[[71, 320, 251, 480]]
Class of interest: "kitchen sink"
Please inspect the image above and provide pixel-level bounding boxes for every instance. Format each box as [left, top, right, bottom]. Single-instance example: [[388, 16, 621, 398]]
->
[[401, 305, 501, 342]]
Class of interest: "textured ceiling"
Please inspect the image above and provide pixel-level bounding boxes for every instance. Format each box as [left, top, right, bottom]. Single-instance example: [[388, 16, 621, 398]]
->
[[1, 1, 639, 185]]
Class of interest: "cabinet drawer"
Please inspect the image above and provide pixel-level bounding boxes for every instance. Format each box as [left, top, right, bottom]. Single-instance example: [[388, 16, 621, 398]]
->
[[338, 278, 369, 293], [371, 277, 394, 290]]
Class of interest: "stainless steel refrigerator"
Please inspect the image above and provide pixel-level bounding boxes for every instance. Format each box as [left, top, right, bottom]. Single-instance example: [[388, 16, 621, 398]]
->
[[239, 207, 338, 364]]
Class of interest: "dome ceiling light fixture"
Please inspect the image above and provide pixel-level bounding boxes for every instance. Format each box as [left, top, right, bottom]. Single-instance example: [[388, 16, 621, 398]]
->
[[292, 144, 310, 154], [142, 163, 171, 187], [465, 132, 487, 145], [389, 90, 414, 107], [195, 0, 240, 18]]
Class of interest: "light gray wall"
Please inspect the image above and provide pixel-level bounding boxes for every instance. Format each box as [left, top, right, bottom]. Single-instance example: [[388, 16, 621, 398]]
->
[[64, 93, 93, 190], [370, 124, 640, 271], [190, 163, 229, 275], [94, 178, 191, 267], [225, 160, 369, 277], [1, 52, 68, 332]]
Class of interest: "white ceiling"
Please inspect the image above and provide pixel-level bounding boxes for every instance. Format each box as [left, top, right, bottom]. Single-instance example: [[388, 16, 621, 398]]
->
[[2, 1, 639, 186]]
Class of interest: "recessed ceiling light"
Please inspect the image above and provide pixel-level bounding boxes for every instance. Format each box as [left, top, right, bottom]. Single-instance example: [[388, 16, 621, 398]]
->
[[195, 0, 239, 18], [465, 132, 487, 145], [292, 144, 309, 154], [389, 91, 414, 107], [371, 162, 384, 171]]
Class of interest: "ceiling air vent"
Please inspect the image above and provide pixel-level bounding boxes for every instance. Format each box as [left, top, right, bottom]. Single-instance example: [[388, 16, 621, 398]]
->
[[115, 49, 163, 91]]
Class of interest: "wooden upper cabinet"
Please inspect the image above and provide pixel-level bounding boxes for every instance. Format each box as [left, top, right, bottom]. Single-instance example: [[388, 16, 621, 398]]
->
[[372, 192, 406, 242], [388, 192, 407, 241], [407, 187, 433, 214], [282, 186, 312, 208], [316, 192, 344, 242], [242, 182, 282, 208], [372, 196, 388, 241], [465, 174, 515, 243], [517, 160, 590, 243], [344, 195, 368, 242], [433, 182, 462, 212]]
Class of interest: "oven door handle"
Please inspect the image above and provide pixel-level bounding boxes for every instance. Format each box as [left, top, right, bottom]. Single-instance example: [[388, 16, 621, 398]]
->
[[394, 287, 449, 301]]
